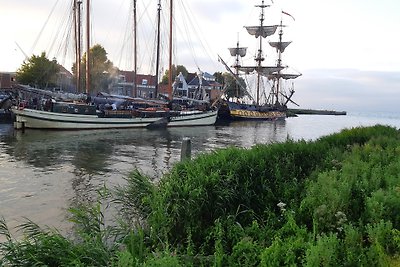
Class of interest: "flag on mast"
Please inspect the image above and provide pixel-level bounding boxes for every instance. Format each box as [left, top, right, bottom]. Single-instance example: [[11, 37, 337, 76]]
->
[[282, 10, 295, 21]]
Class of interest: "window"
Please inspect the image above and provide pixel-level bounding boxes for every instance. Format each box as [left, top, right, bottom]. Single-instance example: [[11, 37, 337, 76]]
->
[[142, 79, 148, 85]]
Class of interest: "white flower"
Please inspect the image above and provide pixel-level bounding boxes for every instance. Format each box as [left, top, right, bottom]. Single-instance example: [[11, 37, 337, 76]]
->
[[277, 202, 287, 213], [277, 202, 286, 209]]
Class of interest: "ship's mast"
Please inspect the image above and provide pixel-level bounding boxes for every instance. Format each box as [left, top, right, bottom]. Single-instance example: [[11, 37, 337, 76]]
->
[[234, 41, 239, 97], [268, 12, 302, 107], [167, 0, 173, 100], [228, 35, 248, 101], [73, 0, 78, 91], [229, 0, 287, 106], [73, 0, 82, 93], [85, 0, 90, 94], [275, 20, 283, 105], [133, 0, 137, 97], [254, 1, 268, 105], [155, 0, 161, 98], [241, 0, 279, 106], [276, 20, 284, 68], [233, 41, 240, 98]]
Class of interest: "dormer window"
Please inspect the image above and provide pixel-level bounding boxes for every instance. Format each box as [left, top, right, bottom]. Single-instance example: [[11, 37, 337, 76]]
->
[[119, 75, 126, 82]]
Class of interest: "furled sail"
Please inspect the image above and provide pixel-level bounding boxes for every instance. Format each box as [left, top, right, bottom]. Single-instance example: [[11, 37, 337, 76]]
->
[[268, 72, 302, 80], [280, 73, 301, 80], [245, 25, 278, 38], [269, 41, 292, 53], [238, 66, 284, 75], [228, 47, 247, 57], [258, 66, 285, 77]]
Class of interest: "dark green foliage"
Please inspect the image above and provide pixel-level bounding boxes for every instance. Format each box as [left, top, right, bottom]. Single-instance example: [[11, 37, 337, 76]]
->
[[114, 170, 155, 222], [0, 217, 111, 266], [145, 125, 400, 262], [301, 135, 400, 233], [222, 72, 247, 98], [148, 140, 330, 253], [213, 71, 224, 85], [161, 65, 188, 85], [229, 237, 261, 266], [2, 125, 400, 265], [316, 124, 399, 149], [16, 52, 59, 88], [304, 233, 340, 266], [260, 214, 310, 266], [72, 44, 117, 93], [341, 224, 367, 265]]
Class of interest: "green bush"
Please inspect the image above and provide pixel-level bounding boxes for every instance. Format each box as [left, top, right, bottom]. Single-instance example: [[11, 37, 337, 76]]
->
[[304, 233, 340, 266], [229, 237, 261, 267]]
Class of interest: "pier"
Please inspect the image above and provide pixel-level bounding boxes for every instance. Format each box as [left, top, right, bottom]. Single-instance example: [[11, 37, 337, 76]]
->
[[288, 108, 347, 116]]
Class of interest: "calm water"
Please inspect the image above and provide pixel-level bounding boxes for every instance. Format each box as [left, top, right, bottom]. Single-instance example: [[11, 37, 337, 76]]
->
[[1, 112, 400, 235]]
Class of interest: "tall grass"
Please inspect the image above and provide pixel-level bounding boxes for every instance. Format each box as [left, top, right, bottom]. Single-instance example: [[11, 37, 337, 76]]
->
[[2, 125, 400, 266]]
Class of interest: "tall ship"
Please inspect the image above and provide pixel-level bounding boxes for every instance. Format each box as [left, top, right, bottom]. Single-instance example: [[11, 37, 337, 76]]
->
[[12, 0, 217, 130], [218, 0, 301, 121]]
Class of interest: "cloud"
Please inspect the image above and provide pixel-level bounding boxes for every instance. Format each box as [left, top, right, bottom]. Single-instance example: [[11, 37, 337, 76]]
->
[[292, 69, 400, 113], [189, 0, 246, 23]]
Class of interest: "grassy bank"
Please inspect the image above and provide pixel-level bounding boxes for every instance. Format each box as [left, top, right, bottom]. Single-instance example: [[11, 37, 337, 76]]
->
[[1, 125, 400, 266]]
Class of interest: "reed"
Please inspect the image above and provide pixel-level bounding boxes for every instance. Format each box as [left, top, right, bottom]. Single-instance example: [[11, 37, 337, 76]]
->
[[2, 125, 400, 265]]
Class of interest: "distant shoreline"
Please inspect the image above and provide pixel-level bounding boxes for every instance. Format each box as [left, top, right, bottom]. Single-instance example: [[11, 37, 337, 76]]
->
[[288, 108, 347, 116]]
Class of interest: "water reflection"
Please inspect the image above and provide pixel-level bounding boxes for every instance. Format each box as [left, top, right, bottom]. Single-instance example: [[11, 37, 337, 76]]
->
[[0, 119, 291, 232], [3, 129, 172, 175], [2, 114, 400, 234], [1, 121, 290, 179]]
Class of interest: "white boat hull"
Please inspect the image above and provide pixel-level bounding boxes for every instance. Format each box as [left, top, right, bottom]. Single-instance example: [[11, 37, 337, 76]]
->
[[12, 107, 218, 130], [169, 110, 218, 127]]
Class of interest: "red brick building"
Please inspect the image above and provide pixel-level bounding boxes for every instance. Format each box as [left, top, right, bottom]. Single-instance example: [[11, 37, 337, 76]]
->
[[0, 72, 17, 90], [111, 70, 158, 98]]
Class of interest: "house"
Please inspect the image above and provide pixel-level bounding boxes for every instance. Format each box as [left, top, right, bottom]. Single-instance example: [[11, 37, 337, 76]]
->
[[175, 71, 223, 102], [109, 70, 223, 102], [110, 70, 157, 98], [0, 72, 17, 90], [56, 65, 75, 93], [201, 72, 224, 101]]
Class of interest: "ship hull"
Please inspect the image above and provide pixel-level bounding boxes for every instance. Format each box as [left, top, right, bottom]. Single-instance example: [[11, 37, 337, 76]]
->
[[169, 110, 219, 126], [12, 107, 218, 130], [218, 101, 286, 121]]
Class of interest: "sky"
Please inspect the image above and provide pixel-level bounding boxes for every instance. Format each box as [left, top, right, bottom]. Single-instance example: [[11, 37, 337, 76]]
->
[[1, 0, 399, 113]]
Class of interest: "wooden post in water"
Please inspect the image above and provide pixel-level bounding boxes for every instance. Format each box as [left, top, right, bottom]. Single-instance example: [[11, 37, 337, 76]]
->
[[181, 137, 191, 161]]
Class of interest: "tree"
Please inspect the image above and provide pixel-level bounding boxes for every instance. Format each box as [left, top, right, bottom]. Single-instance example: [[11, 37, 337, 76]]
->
[[73, 44, 117, 93], [16, 52, 59, 89], [213, 72, 224, 85], [161, 65, 188, 85], [222, 72, 247, 99]]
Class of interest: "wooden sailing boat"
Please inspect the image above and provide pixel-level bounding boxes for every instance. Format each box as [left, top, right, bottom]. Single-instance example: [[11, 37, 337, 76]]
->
[[218, 0, 300, 121], [12, 0, 217, 130]]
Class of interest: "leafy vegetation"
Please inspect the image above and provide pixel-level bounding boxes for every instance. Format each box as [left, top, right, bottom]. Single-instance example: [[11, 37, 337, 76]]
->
[[16, 52, 59, 88], [2, 125, 400, 266], [161, 65, 189, 85], [222, 72, 247, 99], [72, 44, 118, 93]]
